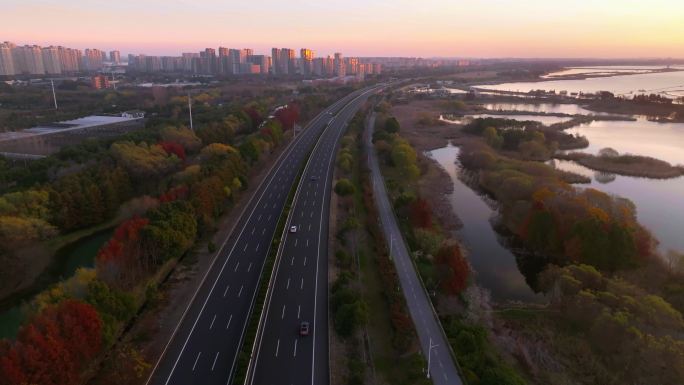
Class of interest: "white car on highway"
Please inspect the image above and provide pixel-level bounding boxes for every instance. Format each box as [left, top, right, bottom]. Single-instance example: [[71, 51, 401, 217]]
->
[[289, 225, 297, 233]]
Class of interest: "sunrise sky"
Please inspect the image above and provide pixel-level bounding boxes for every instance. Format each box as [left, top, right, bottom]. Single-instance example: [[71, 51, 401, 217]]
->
[[3, 0, 684, 58]]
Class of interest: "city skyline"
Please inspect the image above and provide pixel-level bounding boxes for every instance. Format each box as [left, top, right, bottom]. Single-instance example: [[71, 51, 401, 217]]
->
[[3, 0, 684, 58]]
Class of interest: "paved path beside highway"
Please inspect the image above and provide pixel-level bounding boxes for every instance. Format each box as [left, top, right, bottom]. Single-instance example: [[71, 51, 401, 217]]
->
[[364, 112, 463, 385]]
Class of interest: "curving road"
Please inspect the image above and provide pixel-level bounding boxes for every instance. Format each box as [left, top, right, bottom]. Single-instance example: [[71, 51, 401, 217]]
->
[[146, 88, 377, 385], [246, 87, 382, 385], [364, 112, 463, 385]]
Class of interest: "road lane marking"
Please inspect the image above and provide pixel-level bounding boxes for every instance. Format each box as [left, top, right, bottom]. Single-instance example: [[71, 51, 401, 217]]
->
[[226, 314, 233, 329], [303, 257, 307, 266], [258, 214, 262, 221], [275, 339, 280, 357], [234, 262, 240, 272], [238, 285, 243, 297], [267, 214, 272, 221], [286, 278, 290, 290], [300, 278, 304, 290], [211, 352, 220, 371], [308, 224, 311, 231], [293, 339, 298, 357], [192, 352, 201, 371], [294, 239, 298, 247], [209, 314, 216, 330], [300, 211, 303, 218], [255, 243, 260, 252], [297, 305, 301, 319], [243, 243, 248, 252], [251, 227, 255, 235], [291, 257, 294, 266], [306, 239, 309, 247], [281, 305, 286, 319], [223, 284, 230, 297], [310, 211, 314, 218], [262, 228, 266, 235], [247, 262, 253, 272]]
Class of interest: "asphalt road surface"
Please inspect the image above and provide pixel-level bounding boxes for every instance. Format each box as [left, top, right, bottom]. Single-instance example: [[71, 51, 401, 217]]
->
[[246, 87, 381, 385], [364, 112, 463, 385], [147, 87, 377, 385]]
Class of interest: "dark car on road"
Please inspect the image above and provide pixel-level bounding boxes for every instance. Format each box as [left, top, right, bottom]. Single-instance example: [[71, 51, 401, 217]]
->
[[299, 321, 310, 336]]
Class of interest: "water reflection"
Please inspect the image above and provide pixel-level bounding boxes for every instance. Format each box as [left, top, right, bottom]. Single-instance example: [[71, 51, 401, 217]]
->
[[477, 69, 684, 99], [482, 102, 595, 115], [551, 159, 684, 254], [471, 113, 573, 125], [565, 118, 684, 165], [428, 144, 544, 303]]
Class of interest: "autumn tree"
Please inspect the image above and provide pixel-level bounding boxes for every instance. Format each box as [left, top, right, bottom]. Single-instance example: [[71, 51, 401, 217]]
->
[[435, 244, 470, 295], [0, 300, 103, 385]]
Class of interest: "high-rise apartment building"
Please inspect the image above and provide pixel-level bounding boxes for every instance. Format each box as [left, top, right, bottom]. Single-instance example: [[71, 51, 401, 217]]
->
[[0, 42, 16, 76], [346, 57, 359, 75], [58, 47, 82, 73], [333, 53, 345, 76], [248, 55, 271, 74], [271, 48, 281, 75], [279, 48, 295, 75], [14, 45, 45, 75], [41, 46, 62, 75], [109, 50, 120, 64], [300, 48, 314, 75], [84, 48, 104, 71]]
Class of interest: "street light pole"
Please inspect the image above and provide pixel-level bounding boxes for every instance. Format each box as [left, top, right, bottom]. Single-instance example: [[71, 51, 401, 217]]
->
[[427, 337, 438, 379], [188, 93, 194, 131]]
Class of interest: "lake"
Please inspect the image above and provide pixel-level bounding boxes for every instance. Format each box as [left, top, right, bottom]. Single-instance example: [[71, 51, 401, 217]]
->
[[542, 66, 675, 79], [482, 102, 595, 115], [465, 101, 684, 255], [0, 228, 112, 338], [428, 144, 543, 303], [565, 118, 684, 165], [471, 113, 573, 125], [477, 68, 684, 98], [550, 159, 684, 255]]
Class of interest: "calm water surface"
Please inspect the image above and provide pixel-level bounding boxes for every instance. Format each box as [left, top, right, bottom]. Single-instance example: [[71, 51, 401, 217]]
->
[[0, 229, 112, 338], [471, 113, 573, 125], [477, 69, 684, 98], [551, 160, 684, 255], [428, 144, 543, 303], [482, 102, 595, 115], [565, 118, 684, 165]]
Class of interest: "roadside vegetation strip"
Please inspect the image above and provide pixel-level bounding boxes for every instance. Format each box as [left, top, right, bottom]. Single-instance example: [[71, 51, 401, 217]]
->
[[368, 108, 474, 382], [335, 107, 432, 385]]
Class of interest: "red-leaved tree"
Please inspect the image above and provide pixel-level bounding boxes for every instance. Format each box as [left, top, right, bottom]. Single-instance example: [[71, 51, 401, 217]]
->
[[96, 217, 149, 288], [274, 103, 300, 130], [160, 141, 186, 160], [435, 244, 470, 295], [0, 300, 102, 385], [159, 185, 189, 203], [409, 198, 433, 229]]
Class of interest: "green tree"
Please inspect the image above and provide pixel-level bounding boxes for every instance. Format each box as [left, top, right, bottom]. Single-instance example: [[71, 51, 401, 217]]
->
[[334, 179, 355, 196], [385, 117, 400, 133]]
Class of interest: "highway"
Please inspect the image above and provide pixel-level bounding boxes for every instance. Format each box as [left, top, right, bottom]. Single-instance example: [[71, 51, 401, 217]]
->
[[147, 87, 377, 385], [364, 112, 463, 385], [246, 87, 381, 385]]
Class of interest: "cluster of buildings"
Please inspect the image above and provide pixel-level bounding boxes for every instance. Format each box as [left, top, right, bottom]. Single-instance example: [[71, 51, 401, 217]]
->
[[128, 47, 382, 77], [0, 41, 121, 76]]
